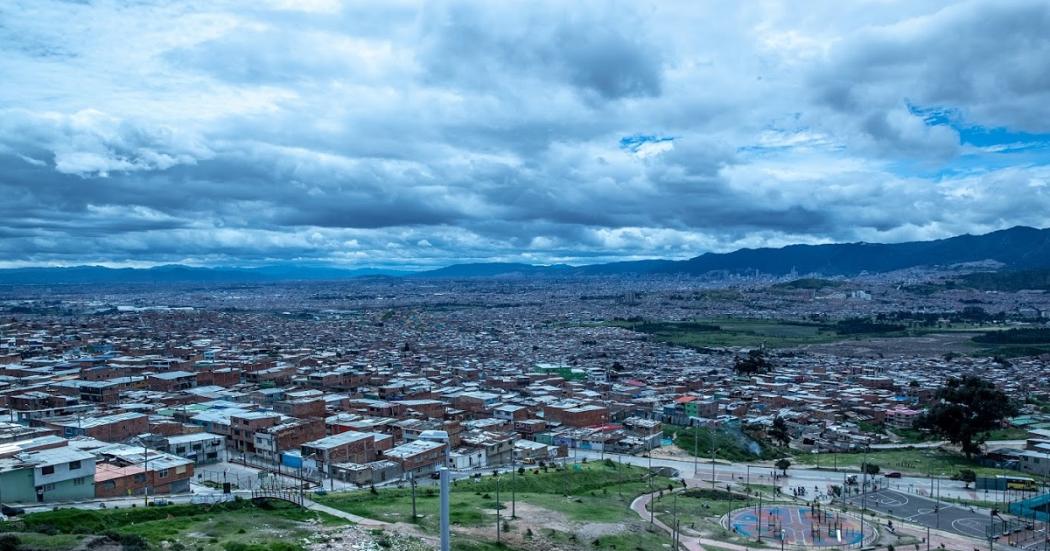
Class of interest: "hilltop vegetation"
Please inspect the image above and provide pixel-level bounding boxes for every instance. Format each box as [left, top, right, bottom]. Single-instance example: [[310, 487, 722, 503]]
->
[[954, 269, 1050, 291], [0, 499, 344, 551], [970, 328, 1050, 357]]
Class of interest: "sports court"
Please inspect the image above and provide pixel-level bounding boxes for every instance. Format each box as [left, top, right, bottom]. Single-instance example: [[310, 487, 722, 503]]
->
[[728, 504, 872, 547], [847, 488, 1006, 540]]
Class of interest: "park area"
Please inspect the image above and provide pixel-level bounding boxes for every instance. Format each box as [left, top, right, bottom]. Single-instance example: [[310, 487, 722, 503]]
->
[[727, 504, 872, 547], [0, 499, 349, 551], [314, 459, 676, 551]]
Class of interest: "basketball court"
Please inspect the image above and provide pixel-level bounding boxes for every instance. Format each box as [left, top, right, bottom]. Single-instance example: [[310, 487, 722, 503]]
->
[[847, 488, 1005, 540]]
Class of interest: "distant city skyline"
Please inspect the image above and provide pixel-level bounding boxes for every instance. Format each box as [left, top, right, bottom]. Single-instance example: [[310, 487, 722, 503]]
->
[[2, 1, 1050, 269]]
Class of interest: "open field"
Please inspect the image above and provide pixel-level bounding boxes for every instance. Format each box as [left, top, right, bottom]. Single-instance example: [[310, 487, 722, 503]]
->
[[803, 331, 984, 358], [0, 499, 345, 551], [795, 448, 1017, 477], [316, 461, 674, 551], [608, 318, 847, 349]]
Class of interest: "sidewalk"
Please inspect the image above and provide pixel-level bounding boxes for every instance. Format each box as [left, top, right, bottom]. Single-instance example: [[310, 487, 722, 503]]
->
[[303, 498, 389, 527]]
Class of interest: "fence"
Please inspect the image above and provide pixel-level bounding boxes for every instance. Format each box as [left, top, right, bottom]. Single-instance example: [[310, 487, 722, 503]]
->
[[1010, 493, 1050, 523]]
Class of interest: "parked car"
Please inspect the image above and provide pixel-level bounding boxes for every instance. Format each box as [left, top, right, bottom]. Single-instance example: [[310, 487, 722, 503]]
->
[[885, 472, 902, 479]]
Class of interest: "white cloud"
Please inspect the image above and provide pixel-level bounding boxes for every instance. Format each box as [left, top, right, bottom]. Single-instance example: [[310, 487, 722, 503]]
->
[[0, 0, 1047, 267]]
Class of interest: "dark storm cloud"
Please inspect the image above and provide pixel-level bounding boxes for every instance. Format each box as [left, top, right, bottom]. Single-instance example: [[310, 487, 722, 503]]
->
[[0, 0, 1048, 268], [418, 3, 663, 101], [811, 1, 1050, 137]]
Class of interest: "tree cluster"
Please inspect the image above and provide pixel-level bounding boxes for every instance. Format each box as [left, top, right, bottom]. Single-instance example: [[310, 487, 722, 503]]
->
[[917, 375, 1018, 458], [734, 349, 771, 375]]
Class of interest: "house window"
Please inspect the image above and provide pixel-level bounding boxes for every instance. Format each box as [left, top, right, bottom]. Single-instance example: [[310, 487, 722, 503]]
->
[[74, 477, 85, 486], [69, 460, 82, 470], [41, 465, 55, 475], [158, 469, 170, 478]]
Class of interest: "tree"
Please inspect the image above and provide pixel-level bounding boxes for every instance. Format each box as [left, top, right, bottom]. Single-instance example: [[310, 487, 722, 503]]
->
[[917, 376, 1019, 458], [769, 416, 791, 447], [862, 462, 880, 475], [734, 349, 771, 375], [957, 469, 977, 489], [0, 535, 20, 551], [775, 458, 791, 476]]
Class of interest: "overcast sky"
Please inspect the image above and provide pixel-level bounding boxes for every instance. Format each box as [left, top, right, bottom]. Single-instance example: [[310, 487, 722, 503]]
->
[[2, 0, 1050, 269]]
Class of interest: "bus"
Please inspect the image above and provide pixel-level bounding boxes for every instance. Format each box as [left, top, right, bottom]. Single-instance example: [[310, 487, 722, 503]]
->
[[1003, 476, 1037, 491]]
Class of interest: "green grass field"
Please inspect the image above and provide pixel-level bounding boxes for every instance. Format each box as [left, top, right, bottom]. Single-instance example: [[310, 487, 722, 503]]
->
[[606, 317, 918, 350], [0, 499, 345, 551], [533, 525, 670, 551], [316, 461, 674, 550], [795, 448, 1017, 477], [317, 461, 671, 529], [609, 318, 842, 349], [2, 533, 87, 551]]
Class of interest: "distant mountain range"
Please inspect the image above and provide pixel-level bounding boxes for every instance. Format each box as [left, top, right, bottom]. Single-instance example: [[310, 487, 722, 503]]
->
[[3, 226, 1049, 284]]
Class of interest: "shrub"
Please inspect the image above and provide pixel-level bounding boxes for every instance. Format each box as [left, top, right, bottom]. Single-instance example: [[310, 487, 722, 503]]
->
[[0, 534, 20, 551]]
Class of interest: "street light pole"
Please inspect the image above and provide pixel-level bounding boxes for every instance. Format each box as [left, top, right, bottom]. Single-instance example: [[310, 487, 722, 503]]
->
[[648, 451, 654, 525], [860, 452, 868, 544], [710, 422, 716, 490], [143, 441, 150, 507], [672, 492, 678, 548], [495, 473, 501, 545], [693, 422, 699, 478]]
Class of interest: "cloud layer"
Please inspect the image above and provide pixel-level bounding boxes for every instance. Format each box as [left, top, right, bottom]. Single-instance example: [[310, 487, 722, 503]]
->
[[1, 0, 1049, 268]]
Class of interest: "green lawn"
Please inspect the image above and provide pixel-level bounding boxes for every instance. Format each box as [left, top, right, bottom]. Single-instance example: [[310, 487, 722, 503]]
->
[[317, 461, 671, 529], [795, 448, 1017, 477], [1, 499, 345, 551], [984, 427, 1032, 440], [316, 461, 675, 550], [651, 488, 741, 526], [4, 533, 87, 551], [892, 428, 938, 444], [607, 318, 846, 349]]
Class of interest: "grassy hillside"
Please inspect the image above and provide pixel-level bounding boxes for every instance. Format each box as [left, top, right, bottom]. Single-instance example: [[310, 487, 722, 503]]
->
[[0, 500, 344, 551]]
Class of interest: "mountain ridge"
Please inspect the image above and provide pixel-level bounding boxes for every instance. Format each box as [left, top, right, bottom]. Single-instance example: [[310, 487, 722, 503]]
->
[[2, 226, 1048, 284]]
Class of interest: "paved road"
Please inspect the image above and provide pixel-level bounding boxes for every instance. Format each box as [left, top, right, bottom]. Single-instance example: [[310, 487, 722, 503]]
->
[[573, 449, 983, 500]]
